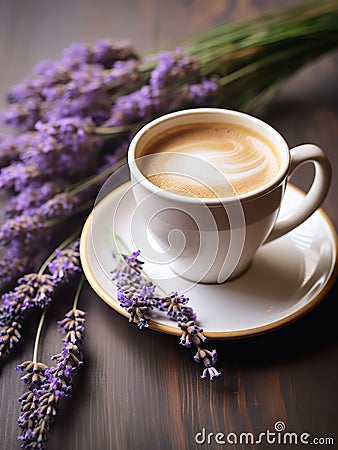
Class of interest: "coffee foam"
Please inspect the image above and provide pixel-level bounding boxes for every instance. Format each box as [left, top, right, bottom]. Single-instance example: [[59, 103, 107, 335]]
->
[[139, 123, 281, 198]]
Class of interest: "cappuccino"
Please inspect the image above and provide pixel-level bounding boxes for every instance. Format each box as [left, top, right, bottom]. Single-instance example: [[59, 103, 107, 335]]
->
[[139, 123, 281, 198]]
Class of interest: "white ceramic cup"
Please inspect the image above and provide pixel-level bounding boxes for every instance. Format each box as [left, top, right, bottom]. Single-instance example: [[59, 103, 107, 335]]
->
[[128, 108, 331, 284]]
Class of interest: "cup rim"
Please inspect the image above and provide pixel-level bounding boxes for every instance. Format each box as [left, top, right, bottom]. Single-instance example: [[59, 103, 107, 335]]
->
[[128, 108, 290, 204]]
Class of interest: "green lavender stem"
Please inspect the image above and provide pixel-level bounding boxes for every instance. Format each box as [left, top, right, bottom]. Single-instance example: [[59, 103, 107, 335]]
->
[[73, 276, 85, 310], [32, 307, 48, 363]]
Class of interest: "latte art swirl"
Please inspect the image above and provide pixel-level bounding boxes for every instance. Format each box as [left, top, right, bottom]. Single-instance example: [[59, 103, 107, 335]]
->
[[139, 123, 281, 198]]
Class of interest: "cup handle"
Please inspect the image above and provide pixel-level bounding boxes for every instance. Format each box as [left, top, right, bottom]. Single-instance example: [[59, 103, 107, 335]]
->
[[265, 144, 331, 243]]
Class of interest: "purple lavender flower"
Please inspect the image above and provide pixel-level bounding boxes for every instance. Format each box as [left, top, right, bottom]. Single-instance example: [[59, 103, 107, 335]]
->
[[0, 134, 21, 168], [38, 193, 78, 219], [0, 274, 55, 358], [102, 47, 219, 129], [40, 82, 66, 103], [20, 130, 62, 172], [6, 80, 41, 104], [0, 99, 41, 130], [106, 83, 189, 127], [111, 252, 143, 286], [150, 48, 200, 89], [201, 366, 221, 381], [39, 64, 114, 123], [189, 79, 219, 105], [124, 250, 144, 273], [34, 59, 70, 85], [17, 361, 48, 387], [1, 239, 84, 361], [17, 308, 86, 448], [69, 63, 115, 91], [4, 181, 65, 217], [45, 336, 84, 395], [113, 251, 158, 329], [19, 117, 102, 179], [4, 241, 28, 262], [35, 115, 93, 139], [112, 250, 220, 380], [0, 290, 23, 324], [194, 348, 217, 365], [189, 331, 221, 380], [0, 213, 45, 246], [153, 80, 218, 112], [108, 60, 141, 90], [0, 122, 90, 192], [159, 291, 190, 319], [0, 320, 21, 358], [7, 60, 70, 106], [0, 274, 55, 323], [105, 85, 154, 126], [62, 42, 93, 68], [17, 274, 55, 309], [104, 78, 218, 128], [178, 319, 206, 348], [0, 162, 44, 192], [47, 342, 84, 397], [91, 40, 138, 68], [179, 306, 197, 321], [45, 88, 111, 124], [117, 283, 156, 329], [0, 130, 39, 165], [56, 308, 86, 344], [48, 241, 81, 284], [0, 256, 31, 289], [62, 40, 138, 69]]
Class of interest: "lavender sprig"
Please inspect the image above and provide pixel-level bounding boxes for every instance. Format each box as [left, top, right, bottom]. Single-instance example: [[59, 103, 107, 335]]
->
[[3, 181, 65, 217], [0, 321, 22, 359], [0, 236, 81, 360], [0, 214, 46, 246], [17, 281, 86, 450], [0, 274, 55, 358], [113, 251, 157, 329], [112, 250, 221, 380], [16, 277, 85, 449], [0, 256, 32, 290], [47, 241, 81, 284]]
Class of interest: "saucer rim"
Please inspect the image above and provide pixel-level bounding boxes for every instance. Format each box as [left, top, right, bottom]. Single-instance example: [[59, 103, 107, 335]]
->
[[80, 182, 338, 340]]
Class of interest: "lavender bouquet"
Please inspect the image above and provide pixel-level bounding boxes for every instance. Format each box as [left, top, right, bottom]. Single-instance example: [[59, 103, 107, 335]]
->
[[0, 0, 338, 448]]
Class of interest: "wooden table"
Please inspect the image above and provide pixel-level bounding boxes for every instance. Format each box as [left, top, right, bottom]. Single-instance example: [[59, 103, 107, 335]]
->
[[1, 1, 337, 449]]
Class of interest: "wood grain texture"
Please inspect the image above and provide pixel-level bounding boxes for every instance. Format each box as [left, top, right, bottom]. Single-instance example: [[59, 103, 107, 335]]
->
[[0, 1, 337, 449]]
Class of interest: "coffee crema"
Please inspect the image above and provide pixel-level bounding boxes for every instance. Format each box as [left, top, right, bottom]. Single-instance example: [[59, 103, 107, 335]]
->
[[138, 123, 281, 198]]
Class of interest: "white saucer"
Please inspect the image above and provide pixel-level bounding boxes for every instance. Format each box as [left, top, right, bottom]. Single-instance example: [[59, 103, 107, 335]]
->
[[80, 182, 337, 339]]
